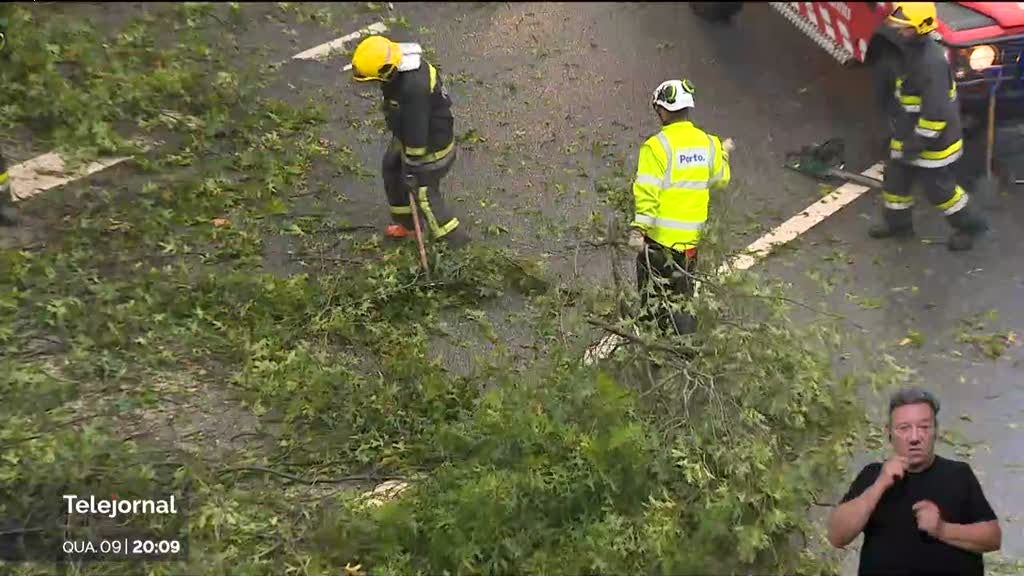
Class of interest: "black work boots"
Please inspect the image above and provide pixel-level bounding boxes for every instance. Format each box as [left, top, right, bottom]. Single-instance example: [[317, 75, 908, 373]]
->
[[868, 206, 989, 251], [868, 209, 914, 240], [946, 206, 989, 252], [868, 220, 915, 240]]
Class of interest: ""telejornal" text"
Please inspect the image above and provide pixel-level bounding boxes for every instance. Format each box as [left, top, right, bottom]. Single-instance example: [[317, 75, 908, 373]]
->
[[63, 495, 178, 520]]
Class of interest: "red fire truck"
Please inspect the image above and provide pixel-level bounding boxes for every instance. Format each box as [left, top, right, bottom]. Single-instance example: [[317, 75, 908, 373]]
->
[[693, 2, 1024, 112]]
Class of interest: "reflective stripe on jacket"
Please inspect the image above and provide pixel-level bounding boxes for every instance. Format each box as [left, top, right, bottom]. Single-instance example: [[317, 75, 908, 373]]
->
[[889, 36, 963, 168], [631, 121, 731, 251], [381, 57, 455, 168]]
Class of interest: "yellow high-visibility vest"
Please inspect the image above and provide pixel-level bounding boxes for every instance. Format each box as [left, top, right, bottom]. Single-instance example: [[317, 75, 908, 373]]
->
[[631, 121, 731, 251]]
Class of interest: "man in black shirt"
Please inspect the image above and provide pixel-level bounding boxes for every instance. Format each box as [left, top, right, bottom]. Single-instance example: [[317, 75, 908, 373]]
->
[[827, 387, 1001, 575]]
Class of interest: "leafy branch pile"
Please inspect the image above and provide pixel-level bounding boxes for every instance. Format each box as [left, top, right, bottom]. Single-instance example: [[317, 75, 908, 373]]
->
[[1, 4, 889, 575]]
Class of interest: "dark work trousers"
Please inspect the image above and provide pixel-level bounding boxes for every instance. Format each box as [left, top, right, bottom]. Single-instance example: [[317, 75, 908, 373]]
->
[[381, 138, 464, 242], [881, 159, 975, 231], [635, 240, 698, 335]]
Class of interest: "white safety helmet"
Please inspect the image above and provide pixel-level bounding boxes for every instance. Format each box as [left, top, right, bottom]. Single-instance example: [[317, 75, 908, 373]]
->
[[651, 78, 696, 112]]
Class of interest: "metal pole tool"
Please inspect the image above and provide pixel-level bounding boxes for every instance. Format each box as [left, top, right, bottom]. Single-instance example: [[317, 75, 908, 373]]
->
[[404, 173, 430, 278]]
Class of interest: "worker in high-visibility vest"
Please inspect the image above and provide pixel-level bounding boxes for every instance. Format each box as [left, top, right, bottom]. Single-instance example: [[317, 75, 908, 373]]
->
[[629, 78, 733, 334], [350, 35, 468, 247], [870, 2, 988, 251], [0, 18, 16, 227]]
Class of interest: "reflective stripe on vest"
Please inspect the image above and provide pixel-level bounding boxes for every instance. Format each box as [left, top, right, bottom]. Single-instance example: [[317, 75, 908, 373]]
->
[[633, 213, 705, 230], [639, 126, 714, 249]]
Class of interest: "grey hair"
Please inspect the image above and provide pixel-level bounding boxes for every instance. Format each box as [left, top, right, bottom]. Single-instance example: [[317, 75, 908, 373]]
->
[[888, 386, 941, 424]]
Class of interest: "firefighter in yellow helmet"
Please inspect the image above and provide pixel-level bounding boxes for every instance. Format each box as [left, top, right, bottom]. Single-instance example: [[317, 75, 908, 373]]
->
[[629, 78, 733, 334], [871, 2, 988, 251], [350, 35, 468, 247]]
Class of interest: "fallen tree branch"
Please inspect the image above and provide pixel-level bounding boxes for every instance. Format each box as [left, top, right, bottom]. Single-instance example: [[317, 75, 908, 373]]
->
[[696, 274, 864, 329], [218, 465, 404, 486], [229, 431, 272, 443], [288, 253, 363, 265], [585, 318, 700, 359], [0, 527, 46, 537], [0, 414, 106, 450]]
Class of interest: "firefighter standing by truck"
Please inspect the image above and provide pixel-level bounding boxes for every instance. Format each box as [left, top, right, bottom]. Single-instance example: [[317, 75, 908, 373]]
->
[[870, 2, 988, 251], [349, 35, 468, 248], [629, 79, 733, 334]]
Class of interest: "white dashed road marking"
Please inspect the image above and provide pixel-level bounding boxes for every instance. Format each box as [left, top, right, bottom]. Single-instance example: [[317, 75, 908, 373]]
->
[[584, 161, 886, 364], [7, 18, 392, 205], [720, 161, 885, 274], [291, 21, 387, 61], [9, 152, 135, 202]]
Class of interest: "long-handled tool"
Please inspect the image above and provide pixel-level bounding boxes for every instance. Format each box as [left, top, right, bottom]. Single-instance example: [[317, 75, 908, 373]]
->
[[784, 139, 883, 188], [404, 174, 430, 278], [974, 67, 1005, 204]]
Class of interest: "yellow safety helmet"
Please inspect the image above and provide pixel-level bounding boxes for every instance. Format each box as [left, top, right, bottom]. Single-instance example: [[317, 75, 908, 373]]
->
[[351, 35, 401, 82], [887, 2, 938, 35]]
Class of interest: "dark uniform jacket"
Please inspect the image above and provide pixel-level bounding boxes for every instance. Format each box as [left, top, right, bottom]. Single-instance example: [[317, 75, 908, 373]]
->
[[889, 34, 963, 168], [380, 45, 454, 173]]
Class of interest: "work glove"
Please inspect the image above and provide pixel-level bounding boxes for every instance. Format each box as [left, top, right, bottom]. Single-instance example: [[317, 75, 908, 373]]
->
[[628, 229, 646, 251], [403, 171, 419, 197], [722, 138, 735, 154], [902, 134, 925, 162]]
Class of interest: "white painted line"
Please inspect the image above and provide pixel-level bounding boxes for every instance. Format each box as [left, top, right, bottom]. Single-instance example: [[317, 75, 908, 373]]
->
[[361, 479, 409, 507], [10, 152, 134, 202], [584, 161, 886, 364], [718, 162, 884, 275], [291, 21, 387, 61]]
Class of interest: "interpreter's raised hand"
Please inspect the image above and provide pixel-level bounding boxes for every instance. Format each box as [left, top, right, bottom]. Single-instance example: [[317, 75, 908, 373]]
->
[[876, 454, 909, 490], [912, 499, 944, 537]]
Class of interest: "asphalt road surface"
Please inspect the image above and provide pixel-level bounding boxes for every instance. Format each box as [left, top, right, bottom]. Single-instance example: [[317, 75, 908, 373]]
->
[[374, 4, 1024, 566], [7, 2, 1022, 571]]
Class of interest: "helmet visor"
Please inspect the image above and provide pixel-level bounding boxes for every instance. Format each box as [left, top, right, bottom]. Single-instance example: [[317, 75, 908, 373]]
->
[[352, 62, 397, 82]]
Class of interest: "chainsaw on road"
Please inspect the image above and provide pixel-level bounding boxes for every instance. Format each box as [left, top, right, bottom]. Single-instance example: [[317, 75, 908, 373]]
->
[[784, 139, 883, 189]]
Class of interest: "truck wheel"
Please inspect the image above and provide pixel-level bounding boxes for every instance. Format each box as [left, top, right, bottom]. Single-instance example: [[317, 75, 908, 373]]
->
[[691, 2, 743, 24]]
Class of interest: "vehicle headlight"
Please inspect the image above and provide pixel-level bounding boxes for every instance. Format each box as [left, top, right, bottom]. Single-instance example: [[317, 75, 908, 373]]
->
[[968, 45, 997, 71]]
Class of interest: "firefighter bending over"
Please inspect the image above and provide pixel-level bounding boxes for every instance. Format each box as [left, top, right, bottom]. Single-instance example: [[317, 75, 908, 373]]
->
[[350, 36, 468, 247], [871, 2, 988, 251], [629, 79, 733, 334]]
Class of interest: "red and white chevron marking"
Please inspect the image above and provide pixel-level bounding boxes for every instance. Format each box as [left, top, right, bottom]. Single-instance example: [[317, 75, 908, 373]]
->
[[777, 2, 893, 63]]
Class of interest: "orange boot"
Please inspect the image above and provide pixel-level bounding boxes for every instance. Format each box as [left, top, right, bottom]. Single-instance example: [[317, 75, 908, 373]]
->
[[384, 224, 411, 239]]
